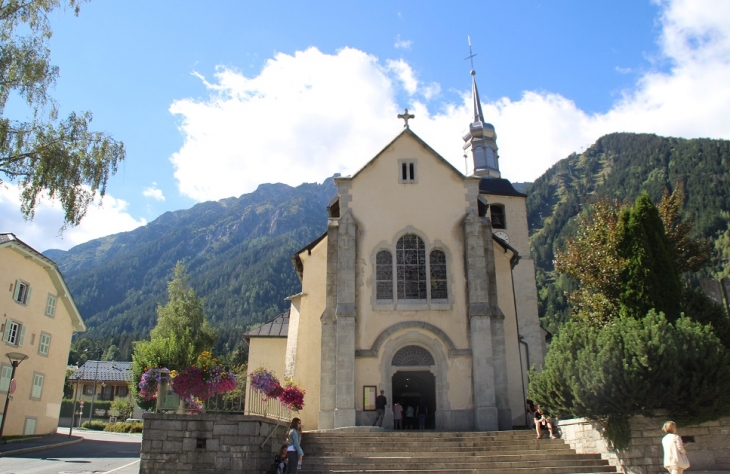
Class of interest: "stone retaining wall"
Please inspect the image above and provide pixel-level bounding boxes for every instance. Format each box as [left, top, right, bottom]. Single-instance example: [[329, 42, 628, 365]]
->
[[558, 416, 730, 474], [140, 413, 287, 474]]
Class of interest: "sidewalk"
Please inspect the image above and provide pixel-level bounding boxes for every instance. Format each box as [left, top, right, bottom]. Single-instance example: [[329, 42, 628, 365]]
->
[[0, 433, 83, 457]]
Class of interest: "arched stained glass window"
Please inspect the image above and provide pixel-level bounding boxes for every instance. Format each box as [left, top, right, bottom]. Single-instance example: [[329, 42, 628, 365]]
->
[[430, 250, 447, 299], [376, 250, 393, 300], [392, 345, 435, 366], [397, 234, 426, 300]]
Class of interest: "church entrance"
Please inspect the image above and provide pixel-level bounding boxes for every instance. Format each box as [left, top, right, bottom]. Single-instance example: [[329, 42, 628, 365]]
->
[[392, 371, 436, 429]]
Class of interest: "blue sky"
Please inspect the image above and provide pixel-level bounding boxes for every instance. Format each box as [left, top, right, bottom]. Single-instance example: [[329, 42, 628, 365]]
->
[[2, 0, 729, 252]]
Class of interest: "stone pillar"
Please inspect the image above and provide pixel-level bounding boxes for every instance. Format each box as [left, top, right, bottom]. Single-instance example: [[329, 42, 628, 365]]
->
[[318, 221, 339, 430], [334, 211, 357, 428], [491, 315, 512, 430], [464, 211, 499, 431]]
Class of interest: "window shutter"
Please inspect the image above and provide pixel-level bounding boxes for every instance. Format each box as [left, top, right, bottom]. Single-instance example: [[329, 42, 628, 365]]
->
[[12, 280, 20, 300], [18, 325, 26, 347], [2, 319, 10, 342], [25, 286, 32, 304]]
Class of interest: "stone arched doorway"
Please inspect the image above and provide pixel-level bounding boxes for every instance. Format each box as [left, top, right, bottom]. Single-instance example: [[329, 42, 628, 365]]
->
[[391, 345, 436, 429]]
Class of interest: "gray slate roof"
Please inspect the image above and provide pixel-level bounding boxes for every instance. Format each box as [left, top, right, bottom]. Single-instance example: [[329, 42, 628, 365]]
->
[[68, 361, 133, 382], [244, 310, 289, 339], [479, 178, 526, 197]]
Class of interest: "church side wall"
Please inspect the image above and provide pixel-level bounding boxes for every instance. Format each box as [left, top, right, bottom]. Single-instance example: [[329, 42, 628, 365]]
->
[[493, 248, 529, 427], [290, 240, 327, 429], [485, 193, 545, 369]]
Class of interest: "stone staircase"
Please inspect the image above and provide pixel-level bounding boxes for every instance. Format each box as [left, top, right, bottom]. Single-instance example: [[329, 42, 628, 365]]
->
[[298, 429, 617, 473]]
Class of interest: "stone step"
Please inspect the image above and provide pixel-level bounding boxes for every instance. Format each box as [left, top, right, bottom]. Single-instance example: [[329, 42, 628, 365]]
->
[[303, 446, 574, 455], [306, 453, 605, 463], [301, 464, 616, 474], [303, 441, 571, 452]]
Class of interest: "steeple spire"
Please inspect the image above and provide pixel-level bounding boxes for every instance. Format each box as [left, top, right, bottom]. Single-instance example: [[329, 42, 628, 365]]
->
[[462, 36, 501, 179]]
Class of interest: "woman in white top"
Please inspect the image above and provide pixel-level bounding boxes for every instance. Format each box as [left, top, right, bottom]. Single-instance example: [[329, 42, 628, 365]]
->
[[662, 421, 689, 474]]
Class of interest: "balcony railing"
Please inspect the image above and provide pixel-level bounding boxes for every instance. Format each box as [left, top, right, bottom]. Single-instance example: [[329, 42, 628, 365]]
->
[[244, 381, 292, 421]]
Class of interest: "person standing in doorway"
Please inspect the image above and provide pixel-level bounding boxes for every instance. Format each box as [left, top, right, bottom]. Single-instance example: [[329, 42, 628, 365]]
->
[[416, 398, 428, 429], [373, 390, 387, 427], [404, 403, 415, 429], [393, 400, 403, 430]]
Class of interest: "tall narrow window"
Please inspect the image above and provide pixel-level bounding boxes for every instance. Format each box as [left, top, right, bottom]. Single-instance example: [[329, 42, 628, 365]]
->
[[0, 365, 12, 392], [430, 250, 447, 299], [31, 373, 44, 399], [45, 294, 57, 317], [397, 234, 426, 300], [375, 250, 393, 300], [13, 280, 31, 304], [399, 160, 417, 183], [38, 333, 51, 356]]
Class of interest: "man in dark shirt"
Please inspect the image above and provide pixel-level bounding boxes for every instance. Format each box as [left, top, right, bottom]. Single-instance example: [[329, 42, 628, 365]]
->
[[373, 390, 387, 427]]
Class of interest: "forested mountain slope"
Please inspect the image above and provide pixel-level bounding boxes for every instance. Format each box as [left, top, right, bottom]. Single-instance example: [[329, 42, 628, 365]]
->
[[47, 178, 336, 356], [527, 133, 730, 333]]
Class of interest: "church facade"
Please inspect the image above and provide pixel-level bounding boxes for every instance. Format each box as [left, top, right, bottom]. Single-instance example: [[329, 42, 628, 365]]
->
[[245, 72, 546, 431]]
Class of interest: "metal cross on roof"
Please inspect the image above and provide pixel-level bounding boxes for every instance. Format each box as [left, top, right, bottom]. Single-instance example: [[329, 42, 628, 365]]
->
[[397, 108, 415, 128]]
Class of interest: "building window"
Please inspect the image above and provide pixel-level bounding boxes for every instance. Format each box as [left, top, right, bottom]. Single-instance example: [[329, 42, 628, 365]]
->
[[38, 332, 51, 356], [430, 250, 448, 299], [115, 385, 129, 398], [12, 280, 31, 305], [0, 364, 12, 392], [397, 234, 426, 300], [490, 204, 506, 229], [45, 294, 57, 317], [375, 250, 393, 300], [24, 417, 37, 435], [398, 159, 417, 183], [2, 319, 25, 346], [83, 384, 94, 396], [30, 373, 44, 400]]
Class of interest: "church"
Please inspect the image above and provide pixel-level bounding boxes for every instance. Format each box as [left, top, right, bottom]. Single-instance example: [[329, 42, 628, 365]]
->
[[244, 69, 546, 431]]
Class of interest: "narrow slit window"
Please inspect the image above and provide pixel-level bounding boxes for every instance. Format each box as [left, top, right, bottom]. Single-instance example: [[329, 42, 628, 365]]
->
[[398, 160, 417, 183], [430, 250, 447, 299], [376, 250, 393, 300]]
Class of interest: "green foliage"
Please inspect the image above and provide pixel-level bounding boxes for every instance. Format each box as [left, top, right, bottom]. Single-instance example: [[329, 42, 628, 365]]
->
[[528, 133, 730, 332], [102, 344, 121, 361], [110, 399, 134, 420], [104, 421, 143, 433], [528, 311, 730, 450], [0, 0, 125, 226], [131, 262, 216, 407], [81, 420, 107, 431], [681, 286, 730, 348], [617, 194, 681, 321]]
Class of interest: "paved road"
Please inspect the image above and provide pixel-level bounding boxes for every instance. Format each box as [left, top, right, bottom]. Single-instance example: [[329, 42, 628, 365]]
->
[[0, 429, 141, 474]]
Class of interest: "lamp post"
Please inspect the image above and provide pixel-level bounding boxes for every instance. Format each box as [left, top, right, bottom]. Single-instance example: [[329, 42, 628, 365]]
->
[[0, 352, 29, 443], [88, 357, 101, 424]]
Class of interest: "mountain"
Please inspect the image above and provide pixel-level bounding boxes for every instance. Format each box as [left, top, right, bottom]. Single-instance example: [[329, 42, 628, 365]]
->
[[527, 132, 730, 333], [48, 178, 337, 356], [49, 132, 730, 357]]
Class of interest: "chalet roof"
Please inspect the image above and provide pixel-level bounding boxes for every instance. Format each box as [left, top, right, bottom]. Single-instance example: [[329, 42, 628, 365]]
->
[[479, 178, 526, 197], [69, 361, 133, 382], [0, 233, 86, 332], [244, 309, 289, 340]]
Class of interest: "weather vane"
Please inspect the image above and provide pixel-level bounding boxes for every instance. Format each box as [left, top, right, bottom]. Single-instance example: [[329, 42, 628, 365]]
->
[[397, 108, 415, 128], [465, 35, 477, 71]]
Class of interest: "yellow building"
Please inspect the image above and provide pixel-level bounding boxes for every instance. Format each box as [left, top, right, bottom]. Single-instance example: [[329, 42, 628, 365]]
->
[[1, 233, 86, 436], [245, 71, 546, 431]]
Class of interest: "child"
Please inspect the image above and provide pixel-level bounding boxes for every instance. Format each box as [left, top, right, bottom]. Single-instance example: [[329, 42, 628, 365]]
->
[[274, 445, 288, 474]]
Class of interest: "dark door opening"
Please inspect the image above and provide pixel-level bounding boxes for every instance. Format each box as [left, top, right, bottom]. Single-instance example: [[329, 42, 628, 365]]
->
[[392, 371, 436, 429]]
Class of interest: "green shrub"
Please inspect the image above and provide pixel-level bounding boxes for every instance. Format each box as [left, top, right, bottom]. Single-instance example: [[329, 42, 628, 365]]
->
[[81, 420, 108, 431], [103, 421, 143, 433], [529, 310, 730, 449], [110, 399, 134, 420], [60, 399, 114, 418]]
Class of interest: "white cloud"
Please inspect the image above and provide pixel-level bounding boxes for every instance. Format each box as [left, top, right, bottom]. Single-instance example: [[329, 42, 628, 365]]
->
[[0, 185, 146, 252], [169, 0, 730, 199], [394, 35, 412, 50], [142, 182, 166, 201], [386, 59, 418, 95]]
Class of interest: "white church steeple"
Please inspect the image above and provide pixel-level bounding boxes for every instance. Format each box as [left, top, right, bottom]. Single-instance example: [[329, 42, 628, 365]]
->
[[462, 39, 501, 179]]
